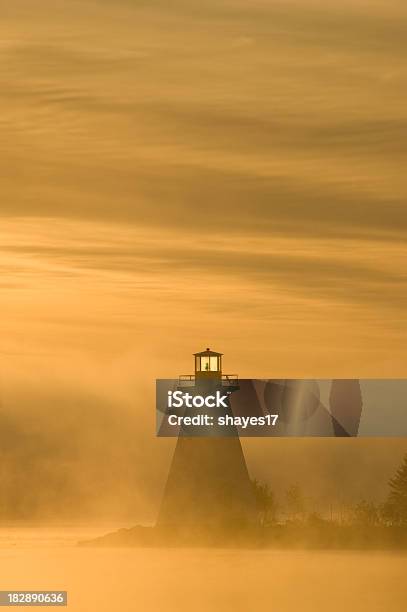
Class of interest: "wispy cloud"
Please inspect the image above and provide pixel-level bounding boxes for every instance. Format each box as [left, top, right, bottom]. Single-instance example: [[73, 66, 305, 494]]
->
[[0, 0, 406, 376]]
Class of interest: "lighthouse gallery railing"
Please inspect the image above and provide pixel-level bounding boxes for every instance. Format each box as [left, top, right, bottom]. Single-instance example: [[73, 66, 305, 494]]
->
[[178, 374, 239, 387]]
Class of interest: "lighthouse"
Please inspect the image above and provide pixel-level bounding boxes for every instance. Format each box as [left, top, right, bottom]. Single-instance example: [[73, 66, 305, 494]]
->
[[157, 349, 258, 531], [174, 348, 240, 436]]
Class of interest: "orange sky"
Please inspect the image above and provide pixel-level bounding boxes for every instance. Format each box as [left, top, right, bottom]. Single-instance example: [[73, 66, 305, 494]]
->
[[1, 0, 406, 382]]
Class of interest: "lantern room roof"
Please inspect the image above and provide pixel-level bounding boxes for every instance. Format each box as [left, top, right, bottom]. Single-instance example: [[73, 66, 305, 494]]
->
[[193, 348, 223, 357]]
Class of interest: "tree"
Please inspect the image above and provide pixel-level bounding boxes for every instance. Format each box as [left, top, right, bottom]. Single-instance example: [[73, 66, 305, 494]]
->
[[285, 484, 305, 521], [353, 500, 379, 526], [382, 453, 407, 525], [251, 479, 276, 525]]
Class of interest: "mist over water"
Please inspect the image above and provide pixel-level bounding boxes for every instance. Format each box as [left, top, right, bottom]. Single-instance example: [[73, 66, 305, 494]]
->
[[1, 361, 407, 521], [1, 528, 407, 612]]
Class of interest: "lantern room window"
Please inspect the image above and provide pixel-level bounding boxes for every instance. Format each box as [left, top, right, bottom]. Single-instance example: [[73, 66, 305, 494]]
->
[[194, 349, 222, 373]]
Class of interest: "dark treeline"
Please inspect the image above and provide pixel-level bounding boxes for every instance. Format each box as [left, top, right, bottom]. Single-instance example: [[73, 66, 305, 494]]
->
[[252, 452, 407, 528], [84, 452, 407, 549]]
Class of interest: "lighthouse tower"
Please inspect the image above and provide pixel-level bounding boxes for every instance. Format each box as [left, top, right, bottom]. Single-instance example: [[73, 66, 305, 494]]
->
[[157, 349, 257, 531]]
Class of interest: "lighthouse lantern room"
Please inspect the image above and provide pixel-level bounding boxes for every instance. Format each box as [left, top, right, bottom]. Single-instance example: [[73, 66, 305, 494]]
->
[[194, 348, 222, 379]]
